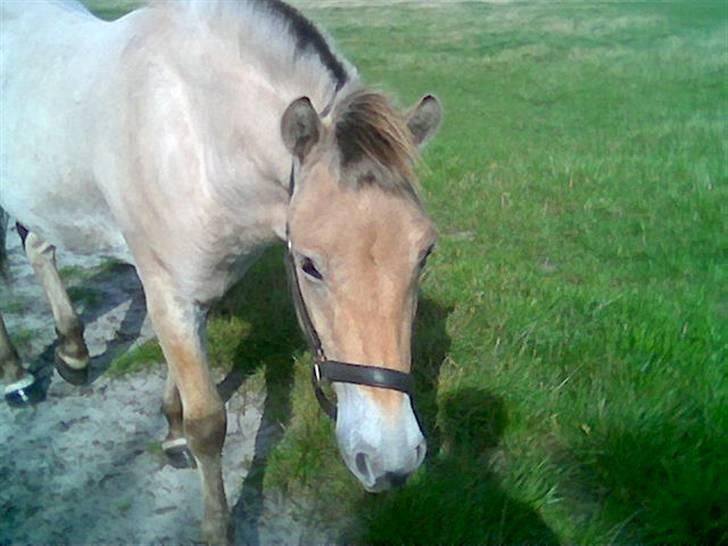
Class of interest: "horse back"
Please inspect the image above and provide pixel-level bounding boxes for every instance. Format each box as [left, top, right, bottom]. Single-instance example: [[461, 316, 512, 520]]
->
[[0, 1, 142, 261]]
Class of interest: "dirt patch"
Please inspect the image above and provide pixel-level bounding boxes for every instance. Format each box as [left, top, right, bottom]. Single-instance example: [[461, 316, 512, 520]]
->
[[0, 224, 339, 545]]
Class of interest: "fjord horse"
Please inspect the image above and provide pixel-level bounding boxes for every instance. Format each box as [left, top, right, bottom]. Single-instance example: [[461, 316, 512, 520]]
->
[[0, 1, 441, 542]]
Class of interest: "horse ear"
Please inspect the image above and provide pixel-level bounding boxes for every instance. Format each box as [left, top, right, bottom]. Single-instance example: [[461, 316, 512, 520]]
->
[[406, 94, 442, 148], [281, 97, 321, 161]]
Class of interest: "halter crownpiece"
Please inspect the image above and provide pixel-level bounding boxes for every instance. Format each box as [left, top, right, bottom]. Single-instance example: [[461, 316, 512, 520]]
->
[[285, 161, 417, 421]]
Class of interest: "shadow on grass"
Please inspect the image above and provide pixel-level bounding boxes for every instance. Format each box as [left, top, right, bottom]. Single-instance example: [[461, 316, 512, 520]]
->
[[213, 247, 302, 545], [216, 246, 302, 402], [354, 388, 558, 544], [410, 296, 453, 456], [561, 413, 727, 543]]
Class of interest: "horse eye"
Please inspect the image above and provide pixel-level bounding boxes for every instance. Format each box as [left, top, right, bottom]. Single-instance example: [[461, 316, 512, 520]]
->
[[419, 244, 435, 268], [301, 257, 323, 280]]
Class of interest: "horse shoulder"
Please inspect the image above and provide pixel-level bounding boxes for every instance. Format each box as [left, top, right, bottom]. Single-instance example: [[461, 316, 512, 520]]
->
[[113, 66, 285, 304]]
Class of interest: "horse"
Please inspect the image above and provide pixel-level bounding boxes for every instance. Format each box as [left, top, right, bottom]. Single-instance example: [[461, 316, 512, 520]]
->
[[0, 0, 442, 543]]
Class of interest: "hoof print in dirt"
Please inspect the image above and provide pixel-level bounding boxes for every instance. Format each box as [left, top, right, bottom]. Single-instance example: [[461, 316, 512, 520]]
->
[[4, 375, 46, 407], [165, 444, 197, 469], [54, 352, 90, 386]]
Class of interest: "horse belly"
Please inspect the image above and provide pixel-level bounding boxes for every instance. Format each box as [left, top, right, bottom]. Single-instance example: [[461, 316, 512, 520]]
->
[[2, 182, 131, 262]]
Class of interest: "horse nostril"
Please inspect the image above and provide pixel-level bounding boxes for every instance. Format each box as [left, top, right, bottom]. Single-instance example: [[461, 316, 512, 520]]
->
[[386, 471, 410, 488], [355, 452, 372, 481]]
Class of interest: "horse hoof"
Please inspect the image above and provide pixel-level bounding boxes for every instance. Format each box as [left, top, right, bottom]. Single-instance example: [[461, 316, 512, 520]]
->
[[4, 375, 45, 407], [163, 440, 197, 469], [54, 350, 89, 386]]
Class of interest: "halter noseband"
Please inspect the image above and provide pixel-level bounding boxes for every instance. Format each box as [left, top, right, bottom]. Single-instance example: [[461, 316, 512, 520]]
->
[[285, 163, 416, 420]]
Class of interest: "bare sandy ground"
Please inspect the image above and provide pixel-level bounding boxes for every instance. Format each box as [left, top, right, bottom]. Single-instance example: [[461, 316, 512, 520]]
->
[[0, 224, 338, 545]]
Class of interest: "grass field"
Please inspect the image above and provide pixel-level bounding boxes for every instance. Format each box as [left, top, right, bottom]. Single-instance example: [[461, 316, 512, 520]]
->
[[86, 1, 727, 543]]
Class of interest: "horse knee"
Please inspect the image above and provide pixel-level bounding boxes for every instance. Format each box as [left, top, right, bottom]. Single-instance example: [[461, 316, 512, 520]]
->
[[185, 408, 227, 458]]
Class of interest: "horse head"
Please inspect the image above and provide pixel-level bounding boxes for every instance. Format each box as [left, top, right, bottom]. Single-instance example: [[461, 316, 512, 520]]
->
[[281, 89, 442, 491]]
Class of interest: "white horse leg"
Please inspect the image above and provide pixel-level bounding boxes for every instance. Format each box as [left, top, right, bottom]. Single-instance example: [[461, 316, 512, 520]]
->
[[24, 231, 90, 385], [161, 366, 197, 468], [144, 277, 230, 545], [0, 313, 44, 406]]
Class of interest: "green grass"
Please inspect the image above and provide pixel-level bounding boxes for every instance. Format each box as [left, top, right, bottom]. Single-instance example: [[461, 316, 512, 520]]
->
[[9, 328, 35, 352], [106, 340, 163, 378], [58, 265, 89, 283], [276, 2, 727, 543], [81, 0, 141, 20], [1, 299, 24, 315], [85, 1, 727, 543], [66, 286, 100, 309]]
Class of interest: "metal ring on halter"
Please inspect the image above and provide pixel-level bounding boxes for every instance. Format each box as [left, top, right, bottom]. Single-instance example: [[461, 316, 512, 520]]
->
[[313, 362, 322, 383]]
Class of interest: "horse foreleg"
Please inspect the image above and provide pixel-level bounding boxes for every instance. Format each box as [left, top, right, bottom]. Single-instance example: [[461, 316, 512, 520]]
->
[[24, 231, 89, 385], [0, 313, 44, 406], [145, 281, 230, 545]]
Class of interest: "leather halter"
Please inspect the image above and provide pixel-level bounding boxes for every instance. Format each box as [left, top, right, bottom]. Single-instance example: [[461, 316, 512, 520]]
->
[[285, 164, 415, 420]]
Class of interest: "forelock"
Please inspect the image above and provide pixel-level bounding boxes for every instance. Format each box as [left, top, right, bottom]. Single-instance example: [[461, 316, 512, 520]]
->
[[333, 90, 420, 198]]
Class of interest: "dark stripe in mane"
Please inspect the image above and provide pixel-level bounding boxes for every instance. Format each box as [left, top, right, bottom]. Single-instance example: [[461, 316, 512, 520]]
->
[[334, 90, 420, 197], [253, 0, 349, 91]]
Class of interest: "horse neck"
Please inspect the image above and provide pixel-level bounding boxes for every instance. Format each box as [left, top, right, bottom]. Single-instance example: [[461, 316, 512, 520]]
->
[[124, 6, 358, 228]]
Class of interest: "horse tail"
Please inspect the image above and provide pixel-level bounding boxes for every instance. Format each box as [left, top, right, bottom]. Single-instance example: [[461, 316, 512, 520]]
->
[[0, 207, 8, 281]]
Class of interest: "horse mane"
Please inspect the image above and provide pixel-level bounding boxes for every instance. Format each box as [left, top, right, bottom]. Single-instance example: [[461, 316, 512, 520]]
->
[[148, 0, 350, 92], [333, 89, 420, 195], [148, 1, 418, 197]]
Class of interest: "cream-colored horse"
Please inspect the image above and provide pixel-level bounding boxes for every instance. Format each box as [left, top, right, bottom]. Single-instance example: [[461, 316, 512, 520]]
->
[[0, 0, 441, 543]]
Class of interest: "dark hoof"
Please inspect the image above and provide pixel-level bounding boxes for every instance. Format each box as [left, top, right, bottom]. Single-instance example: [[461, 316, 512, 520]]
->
[[165, 444, 197, 469], [5, 375, 46, 407], [54, 351, 89, 386]]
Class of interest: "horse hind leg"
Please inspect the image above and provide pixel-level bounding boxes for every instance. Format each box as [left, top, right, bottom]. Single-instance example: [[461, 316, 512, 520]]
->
[[0, 313, 45, 406], [23, 229, 90, 385], [1, 217, 45, 406], [161, 367, 196, 469]]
